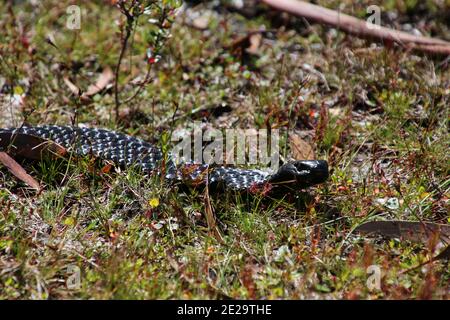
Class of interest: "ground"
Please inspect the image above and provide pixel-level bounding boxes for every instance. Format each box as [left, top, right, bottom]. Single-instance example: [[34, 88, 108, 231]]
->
[[0, 0, 449, 299]]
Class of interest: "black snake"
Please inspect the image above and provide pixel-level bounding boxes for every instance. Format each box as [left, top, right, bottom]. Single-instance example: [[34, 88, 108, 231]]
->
[[0, 125, 328, 192]]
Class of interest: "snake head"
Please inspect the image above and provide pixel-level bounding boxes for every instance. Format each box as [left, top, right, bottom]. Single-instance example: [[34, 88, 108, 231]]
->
[[268, 160, 329, 188]]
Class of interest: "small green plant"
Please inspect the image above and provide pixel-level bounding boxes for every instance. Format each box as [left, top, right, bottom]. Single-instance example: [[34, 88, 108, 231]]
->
[[113, 0, 181, 119]]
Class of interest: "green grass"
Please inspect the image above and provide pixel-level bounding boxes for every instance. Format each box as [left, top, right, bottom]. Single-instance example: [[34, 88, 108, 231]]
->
[[0, 0, 449, 299]]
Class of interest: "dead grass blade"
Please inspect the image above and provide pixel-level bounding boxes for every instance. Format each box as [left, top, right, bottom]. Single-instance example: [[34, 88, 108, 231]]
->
[[203, 173, 225, 244]]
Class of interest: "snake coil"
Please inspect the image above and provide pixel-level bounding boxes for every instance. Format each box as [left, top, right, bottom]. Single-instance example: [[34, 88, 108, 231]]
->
[[0, 126, 328, 191]]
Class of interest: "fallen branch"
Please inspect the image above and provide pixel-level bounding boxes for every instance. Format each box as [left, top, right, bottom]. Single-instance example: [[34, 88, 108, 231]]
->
[[0, 152, 40, 190], [261, 0, 450, 55]]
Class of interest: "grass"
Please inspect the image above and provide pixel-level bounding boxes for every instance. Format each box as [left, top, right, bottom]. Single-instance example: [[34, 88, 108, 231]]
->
[[0, 0, 449, 299]]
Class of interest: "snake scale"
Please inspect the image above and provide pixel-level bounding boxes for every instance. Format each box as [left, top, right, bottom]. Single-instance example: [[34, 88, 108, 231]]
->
[[0, 125, 328, 191]]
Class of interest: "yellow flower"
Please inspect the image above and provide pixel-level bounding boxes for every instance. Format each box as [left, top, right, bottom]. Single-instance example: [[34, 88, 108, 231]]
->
[[149, 197, 160, 208], [64, 217, 75, 226]]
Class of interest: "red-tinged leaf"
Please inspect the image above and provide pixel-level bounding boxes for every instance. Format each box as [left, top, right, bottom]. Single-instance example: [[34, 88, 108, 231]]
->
[[0, 152, 40, 190], [101, 163, 112, 174]]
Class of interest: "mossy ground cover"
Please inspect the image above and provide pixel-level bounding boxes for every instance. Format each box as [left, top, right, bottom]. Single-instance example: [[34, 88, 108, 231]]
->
[[0, 1, 448, 299]]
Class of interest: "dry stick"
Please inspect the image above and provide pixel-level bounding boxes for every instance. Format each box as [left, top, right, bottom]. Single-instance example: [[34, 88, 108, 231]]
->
[[123, 10, 164, 105], [114, 19, 133, 121], [122, 63, 152, 104], [261, 0, 450, 55]]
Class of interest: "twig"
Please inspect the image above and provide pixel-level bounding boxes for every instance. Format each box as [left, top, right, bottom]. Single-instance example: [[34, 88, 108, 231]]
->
[[261, 0, 450, 55], [114, 14, 133, 121]]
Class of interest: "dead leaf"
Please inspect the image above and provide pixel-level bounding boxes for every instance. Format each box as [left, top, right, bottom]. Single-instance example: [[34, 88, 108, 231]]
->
[[246, 33, 262, 55], [0, 132, 66, 160], [289, 134, 315, 160], [63, 67, 113, 102], [0, 131, 67, 189], [355, 220, 450, 243], [0, 151, 40, 189], [228, 30, 269, 57], [63, 77, 81, 96], [192, 15, 210, 30], [83, 67, 113, 97], [328, 107, 345, 117]]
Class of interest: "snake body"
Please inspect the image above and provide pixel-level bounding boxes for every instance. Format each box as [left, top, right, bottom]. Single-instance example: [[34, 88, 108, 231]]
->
[[0, 126, 328, 191]]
